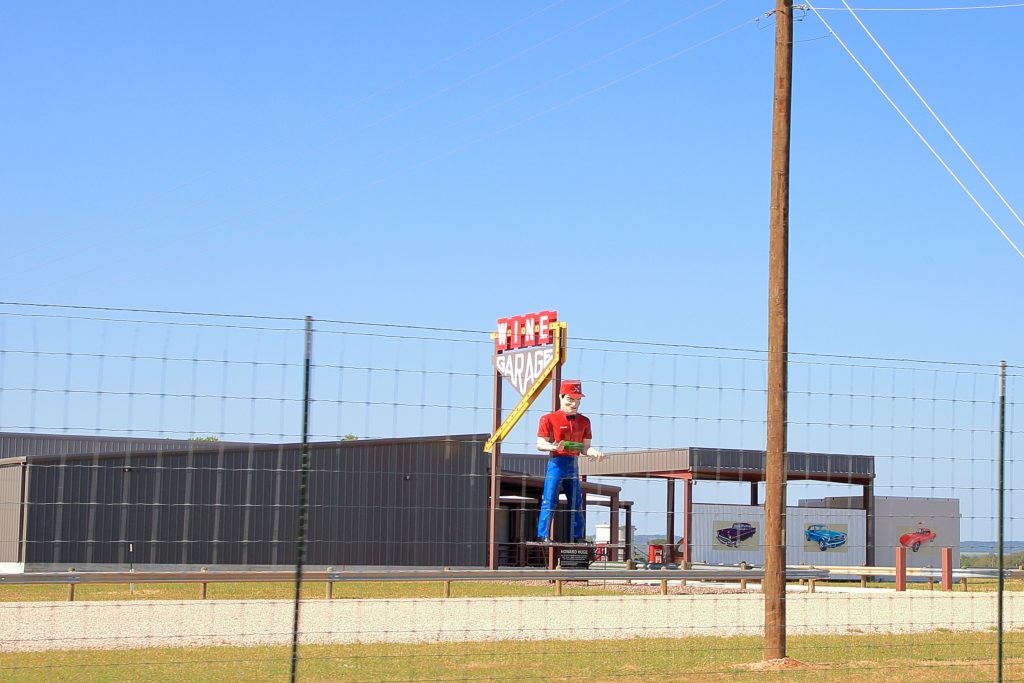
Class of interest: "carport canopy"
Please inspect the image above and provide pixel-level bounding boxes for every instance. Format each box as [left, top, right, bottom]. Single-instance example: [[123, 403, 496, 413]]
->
[[578, 446, 877, 565]]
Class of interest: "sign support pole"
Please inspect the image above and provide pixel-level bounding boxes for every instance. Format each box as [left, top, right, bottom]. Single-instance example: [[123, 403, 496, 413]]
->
[[488, 368, 503, 570]]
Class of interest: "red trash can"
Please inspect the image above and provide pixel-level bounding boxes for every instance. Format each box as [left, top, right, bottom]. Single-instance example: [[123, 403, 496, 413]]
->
[[648, 544, 664, 563]]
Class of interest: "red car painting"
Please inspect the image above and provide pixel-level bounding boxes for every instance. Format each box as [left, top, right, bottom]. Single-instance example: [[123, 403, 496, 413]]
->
[[899, 527, 936, 552]]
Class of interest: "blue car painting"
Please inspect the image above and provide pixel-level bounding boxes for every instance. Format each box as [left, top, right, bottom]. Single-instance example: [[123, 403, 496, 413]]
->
[[805, 524, 847, 551]]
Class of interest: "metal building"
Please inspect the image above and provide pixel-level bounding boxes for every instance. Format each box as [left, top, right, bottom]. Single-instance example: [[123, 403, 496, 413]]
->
[[0, 433, 493, 570], [0, 432, 624, 570]]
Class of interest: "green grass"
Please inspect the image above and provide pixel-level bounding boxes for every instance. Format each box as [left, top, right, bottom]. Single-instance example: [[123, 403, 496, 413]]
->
[[1, 632, 1022, 682], [0, 580, 624, 602], [3, 577, 1023, 603]]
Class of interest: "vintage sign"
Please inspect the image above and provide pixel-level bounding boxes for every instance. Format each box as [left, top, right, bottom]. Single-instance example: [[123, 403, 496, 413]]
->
[[493, 347, 555, 397], [485, 310, 566, 453], [495, 310, 557, 352]]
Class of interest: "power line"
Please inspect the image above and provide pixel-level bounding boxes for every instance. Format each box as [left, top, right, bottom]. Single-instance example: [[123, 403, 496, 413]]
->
[[16, 11, 755, 299], [0, 299, 1007, 368], [267, 16, 758, 229], [353, 0, 729, 172], [836, 0, 1024, 233], [809, 2, 1024, 10], [0, 0, 574, 288], [806, 1, 1024, 261]]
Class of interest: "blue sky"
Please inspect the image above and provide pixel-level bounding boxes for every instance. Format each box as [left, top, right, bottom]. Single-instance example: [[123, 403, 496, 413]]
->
[[2, 2, 1022, 538], [3, 0, 1022, 363]]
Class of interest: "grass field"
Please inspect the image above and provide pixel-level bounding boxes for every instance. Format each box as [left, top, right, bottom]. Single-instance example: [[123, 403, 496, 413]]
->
[[0, 632, 1020, 682], [0, 580, 627, 602], [1, 577, 1020, 603]]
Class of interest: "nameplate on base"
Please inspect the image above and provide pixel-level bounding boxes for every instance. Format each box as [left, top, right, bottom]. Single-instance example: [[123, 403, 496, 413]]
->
[[558, 547, 591, 569]]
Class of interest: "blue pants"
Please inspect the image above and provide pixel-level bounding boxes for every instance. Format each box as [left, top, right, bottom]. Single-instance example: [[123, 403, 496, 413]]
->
[[536, 456, 585, 540]]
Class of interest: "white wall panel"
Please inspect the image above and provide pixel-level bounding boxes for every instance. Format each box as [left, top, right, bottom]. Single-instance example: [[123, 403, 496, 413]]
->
[[688, 502, 926, 568], [691, 503, 765, 566]]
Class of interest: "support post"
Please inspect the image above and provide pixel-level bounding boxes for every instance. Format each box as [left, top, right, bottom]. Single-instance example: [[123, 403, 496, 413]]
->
[[895, 546, 907, 592], [998, 360, 1007, 683], [666, 479, 675, 561], [488, 369, 503, 570], [764, 0, 793, 662], [625, 505, 634, 562], [609, 494, 620, 562], [941, 547, 953, 591], [864, 482, 875, 567], [289, 316, 314, 683], [683, 478, 693, 565]]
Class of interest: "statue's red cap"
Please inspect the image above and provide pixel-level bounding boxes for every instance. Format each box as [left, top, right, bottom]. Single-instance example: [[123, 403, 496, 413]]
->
[[559, 380, 584, 398]]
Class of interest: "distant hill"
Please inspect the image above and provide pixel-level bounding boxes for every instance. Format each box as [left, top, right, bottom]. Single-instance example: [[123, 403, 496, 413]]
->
[[961, 541, 1024, 554]]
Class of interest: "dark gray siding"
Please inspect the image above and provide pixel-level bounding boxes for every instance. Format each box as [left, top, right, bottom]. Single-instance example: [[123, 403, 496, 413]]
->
[[21, 434, 489, 568], [500, 453, 548, 477], [306, 437, 489, 566], [0, 464, 23, 562]]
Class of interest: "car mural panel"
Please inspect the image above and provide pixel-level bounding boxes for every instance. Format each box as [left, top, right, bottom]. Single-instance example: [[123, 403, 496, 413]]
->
[[715, 522, 757, 548], [804, 523, 848, 551], [898, 526, 937, 552]]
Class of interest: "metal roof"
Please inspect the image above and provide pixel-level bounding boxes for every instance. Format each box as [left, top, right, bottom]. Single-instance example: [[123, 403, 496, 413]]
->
[[579, 446, 875, 485], [0, 432, 486, 465], [0, 431, 251, 462]]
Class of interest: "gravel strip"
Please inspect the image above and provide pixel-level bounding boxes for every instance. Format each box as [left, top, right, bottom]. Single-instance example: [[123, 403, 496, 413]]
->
[[1, 592, 1020, 652]]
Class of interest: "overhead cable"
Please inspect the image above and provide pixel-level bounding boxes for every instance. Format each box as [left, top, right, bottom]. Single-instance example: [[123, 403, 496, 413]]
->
[[810, 2, 1024, 10], [806, 1, 1024, 260], [837, 0, 1024, 233]]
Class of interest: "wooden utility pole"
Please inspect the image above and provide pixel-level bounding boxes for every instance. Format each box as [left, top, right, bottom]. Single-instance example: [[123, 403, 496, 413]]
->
[[765, 0, 793, 662]]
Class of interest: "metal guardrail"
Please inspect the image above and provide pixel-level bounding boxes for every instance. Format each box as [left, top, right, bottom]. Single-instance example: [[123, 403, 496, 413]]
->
[[790, 564, 1024, 579], [789, 563, 1024, 592], [0, 567, 831, 584], [0, 566, 831, 600], [792, 563, 989, 576]]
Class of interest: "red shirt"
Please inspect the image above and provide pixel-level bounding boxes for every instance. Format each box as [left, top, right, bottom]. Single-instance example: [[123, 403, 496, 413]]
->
[[538, 410, 592, 456]]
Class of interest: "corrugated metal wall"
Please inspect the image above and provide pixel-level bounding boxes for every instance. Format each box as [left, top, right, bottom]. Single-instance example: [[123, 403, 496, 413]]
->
[[19, 434, 489, 568], [501, 453, 548, 477], [0, 464, 23, 563], [306, 437, 489, 566], [22, 446, 297, 566]]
